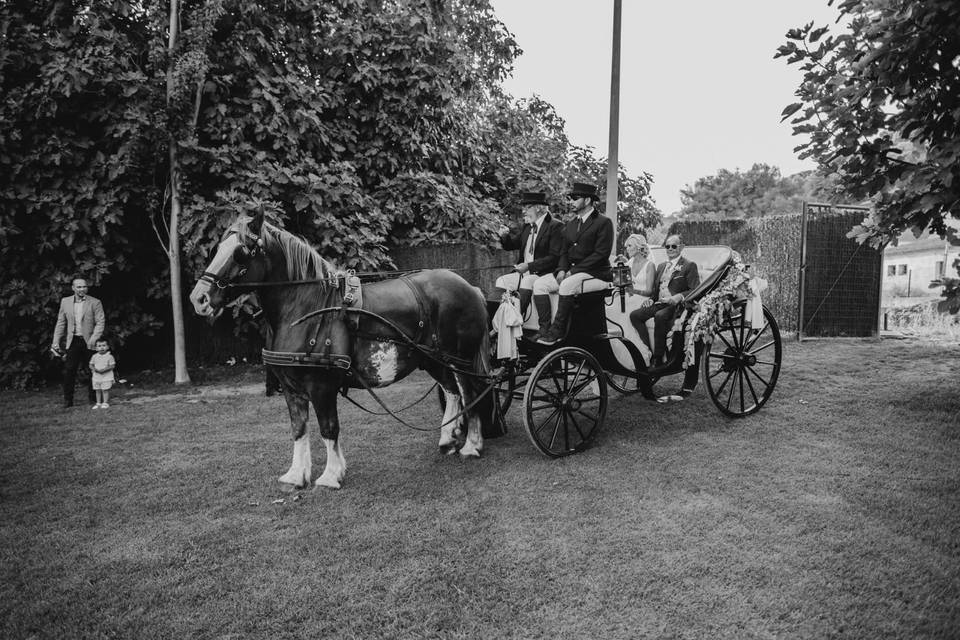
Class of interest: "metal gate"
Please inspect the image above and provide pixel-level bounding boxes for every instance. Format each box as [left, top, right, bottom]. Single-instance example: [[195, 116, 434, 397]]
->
[[797, 202, 882, 339]]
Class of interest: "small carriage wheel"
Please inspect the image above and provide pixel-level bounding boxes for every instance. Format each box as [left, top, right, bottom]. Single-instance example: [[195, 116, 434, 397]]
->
[[607, 370, 659, 396], [607, 372, 637, 395], [702, 303, 781, 417], [522, 347, 608, 457]]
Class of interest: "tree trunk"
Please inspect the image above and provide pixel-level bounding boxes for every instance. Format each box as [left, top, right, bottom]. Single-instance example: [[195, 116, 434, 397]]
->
[[167, 0, 191, 384]]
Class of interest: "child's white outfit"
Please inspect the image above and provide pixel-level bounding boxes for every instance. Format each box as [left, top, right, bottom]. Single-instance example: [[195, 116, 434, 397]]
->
[[90, 352, 116, 390]]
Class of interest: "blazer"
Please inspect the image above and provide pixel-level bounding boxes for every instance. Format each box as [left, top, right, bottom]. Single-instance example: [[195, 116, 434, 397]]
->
[[651, 256, 700, 302], [500, 214, 564, 276], [53, 295, 105, 350], [557, 210, 613, 280]]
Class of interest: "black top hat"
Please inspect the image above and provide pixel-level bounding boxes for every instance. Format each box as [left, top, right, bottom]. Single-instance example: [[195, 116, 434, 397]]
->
[[568, 182, 599, 200], [519, 192, 547, 205]]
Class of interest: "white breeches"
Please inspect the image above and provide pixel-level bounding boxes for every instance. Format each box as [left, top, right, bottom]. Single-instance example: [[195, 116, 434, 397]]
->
[[532, 272, 610, 296], [495, 272, 538, 292]]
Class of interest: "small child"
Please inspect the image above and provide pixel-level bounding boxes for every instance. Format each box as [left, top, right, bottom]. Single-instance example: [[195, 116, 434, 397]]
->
[[88, 338, 116, 409]]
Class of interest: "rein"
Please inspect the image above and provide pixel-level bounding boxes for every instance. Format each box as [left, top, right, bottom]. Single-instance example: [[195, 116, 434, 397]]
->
[[200, 264, 514, 290]]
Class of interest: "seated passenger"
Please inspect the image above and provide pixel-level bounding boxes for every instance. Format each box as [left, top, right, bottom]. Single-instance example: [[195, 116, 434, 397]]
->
[[535, 181, 614, 345], [495, 191, 563, 318], [629, 233, 699, 367], [622, 233, 656, 298]]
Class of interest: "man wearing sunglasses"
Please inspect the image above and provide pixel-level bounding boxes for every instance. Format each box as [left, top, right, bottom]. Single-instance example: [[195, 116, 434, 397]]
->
[[534, 182, 613, 345], [629, 234, 699, 367]]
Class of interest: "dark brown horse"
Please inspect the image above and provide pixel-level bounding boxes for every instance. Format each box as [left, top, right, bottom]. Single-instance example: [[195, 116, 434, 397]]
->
[[189, 212, 494, 489]]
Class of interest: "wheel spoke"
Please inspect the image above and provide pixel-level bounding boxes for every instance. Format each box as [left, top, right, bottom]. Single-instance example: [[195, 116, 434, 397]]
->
[[531, 402, 561, 412], [534, 407, 562, 435], [738, 368, 745, 412], [716, 332, 736, 352], [574, 408, 600, 424], [532, 383, 561, 403], [725, 369, 737, 411], [561, 411, 570, 451], [567, 411, 588, 441], [742, 367, 761, 408], [743, 324, 769, 351], [708, 366, 727, 380], [743, 364, 773, 390], [546, 411, 563, 450], [749, 339, 776, 354], [714, 367, 735, 395], [569, 371, 599, 397]]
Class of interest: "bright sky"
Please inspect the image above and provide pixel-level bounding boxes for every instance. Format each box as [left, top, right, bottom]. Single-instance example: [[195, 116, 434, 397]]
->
[[489, 0, 843, 216]]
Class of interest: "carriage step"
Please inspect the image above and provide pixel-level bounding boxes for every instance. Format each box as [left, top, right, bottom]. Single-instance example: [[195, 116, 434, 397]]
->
[[595, 331, 623, 339]]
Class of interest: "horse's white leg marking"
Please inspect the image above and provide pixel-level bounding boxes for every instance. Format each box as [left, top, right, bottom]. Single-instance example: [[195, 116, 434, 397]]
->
[[368, 343, 399, 386], [315, 438, 346, 489], [455, 375, 483, 459], [278, 434, 312, 487], [438, 387, 460, 451]]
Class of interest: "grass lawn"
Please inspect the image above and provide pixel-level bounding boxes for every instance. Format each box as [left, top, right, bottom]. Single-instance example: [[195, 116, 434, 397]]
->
[[1, 338, 958, 639]]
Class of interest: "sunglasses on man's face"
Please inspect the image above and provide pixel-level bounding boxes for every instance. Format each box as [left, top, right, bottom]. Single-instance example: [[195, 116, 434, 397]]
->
[[664, 244, 680, 249]]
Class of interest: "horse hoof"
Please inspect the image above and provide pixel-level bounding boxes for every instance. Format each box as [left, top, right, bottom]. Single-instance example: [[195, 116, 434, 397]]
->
[[459, 446, 481, 460], [315, 475, 342, 490]]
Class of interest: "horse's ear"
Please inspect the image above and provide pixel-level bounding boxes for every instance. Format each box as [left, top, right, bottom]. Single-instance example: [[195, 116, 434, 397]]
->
[[249, 208, 265, 237]]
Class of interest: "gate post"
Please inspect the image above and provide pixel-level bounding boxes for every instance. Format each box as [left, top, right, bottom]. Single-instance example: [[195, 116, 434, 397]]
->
[[797, 201, 809, 342]]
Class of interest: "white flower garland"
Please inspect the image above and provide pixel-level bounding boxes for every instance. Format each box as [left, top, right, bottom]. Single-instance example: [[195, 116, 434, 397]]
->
[[683, 253, 758, 367]]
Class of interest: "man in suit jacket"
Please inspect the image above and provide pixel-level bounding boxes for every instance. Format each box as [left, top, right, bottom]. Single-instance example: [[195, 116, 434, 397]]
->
[[51, 277, 106, 407], [534, 181, 614, 345], [495, 191, 563, 327], [629, 234, 699, 367]]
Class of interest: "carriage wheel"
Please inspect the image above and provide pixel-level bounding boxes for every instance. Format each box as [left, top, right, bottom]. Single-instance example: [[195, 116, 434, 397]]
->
[[522, 347, 608, 457], [608, 370, 659, 396], [702, 303, 781, 417], [607, 372, 638, 395]]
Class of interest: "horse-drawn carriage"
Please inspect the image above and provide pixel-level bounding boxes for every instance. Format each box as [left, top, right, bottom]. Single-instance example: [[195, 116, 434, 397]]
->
[[190, 212, 782, 488], [485, 244, 782, 457]]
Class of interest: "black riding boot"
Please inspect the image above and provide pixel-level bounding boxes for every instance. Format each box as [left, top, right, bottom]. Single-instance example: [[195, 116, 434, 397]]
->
[[517, 288, 533, 316], [537, 295, 574, 345], [530, 294, 552, 341]]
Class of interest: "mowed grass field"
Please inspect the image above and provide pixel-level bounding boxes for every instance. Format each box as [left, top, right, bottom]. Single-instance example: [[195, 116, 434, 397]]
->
[[1, 338, 958, 639]]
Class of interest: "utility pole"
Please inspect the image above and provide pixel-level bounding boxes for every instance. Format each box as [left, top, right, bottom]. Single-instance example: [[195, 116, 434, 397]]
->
[[605, 0, 622, 255]]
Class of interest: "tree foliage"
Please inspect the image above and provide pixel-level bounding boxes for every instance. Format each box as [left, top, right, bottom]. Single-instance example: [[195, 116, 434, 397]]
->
[[566, 145, 661, 248], [776, 0, 960, 246], [0, 0, 659, 388], [677, 163, 844, 220]]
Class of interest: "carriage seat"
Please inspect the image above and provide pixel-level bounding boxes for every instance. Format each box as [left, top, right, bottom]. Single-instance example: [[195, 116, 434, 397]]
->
[[646, 245, 733, 303]]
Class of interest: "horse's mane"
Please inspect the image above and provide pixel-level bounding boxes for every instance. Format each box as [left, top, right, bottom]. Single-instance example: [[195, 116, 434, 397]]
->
[[235, 216, 340, 287]]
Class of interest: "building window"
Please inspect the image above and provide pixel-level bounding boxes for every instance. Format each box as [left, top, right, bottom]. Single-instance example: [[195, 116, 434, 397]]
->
[[898, 264, 908, 275], [936, 261, 945, 277], [887, 265, 896, 276]]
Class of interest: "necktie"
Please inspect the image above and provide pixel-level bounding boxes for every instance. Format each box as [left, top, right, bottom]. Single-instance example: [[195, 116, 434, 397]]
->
[[527, 224, 538, 254], [577, 218, 582, 233]]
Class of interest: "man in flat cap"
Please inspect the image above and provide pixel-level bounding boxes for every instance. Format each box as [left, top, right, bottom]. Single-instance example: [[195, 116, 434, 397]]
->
[[534, 181, 614, 345], [495, 191, 564, 330]]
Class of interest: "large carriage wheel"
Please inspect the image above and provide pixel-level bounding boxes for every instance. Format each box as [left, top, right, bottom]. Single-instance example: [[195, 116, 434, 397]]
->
[[703, 302, 781, 417], [522, 347, 608, 457]]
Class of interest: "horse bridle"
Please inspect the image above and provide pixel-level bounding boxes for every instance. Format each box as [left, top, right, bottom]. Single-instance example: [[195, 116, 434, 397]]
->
[[198, 229, 263, 290]]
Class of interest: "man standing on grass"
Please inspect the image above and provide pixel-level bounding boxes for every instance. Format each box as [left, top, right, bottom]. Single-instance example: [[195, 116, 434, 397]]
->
[[51, 277, 105, 408]]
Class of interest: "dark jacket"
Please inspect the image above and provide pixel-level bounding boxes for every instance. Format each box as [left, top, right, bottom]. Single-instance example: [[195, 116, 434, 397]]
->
[[651, 256, 700, 302], [500, 214, 564, 276], [557, 210, 613, 280]]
